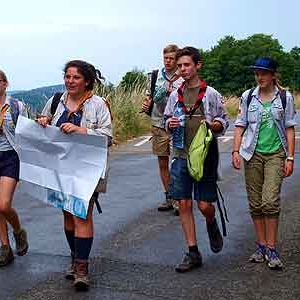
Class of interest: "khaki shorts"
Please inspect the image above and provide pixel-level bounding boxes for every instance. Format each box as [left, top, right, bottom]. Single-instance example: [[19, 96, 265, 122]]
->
[[95, 159, 110, 193], [151, 126, 171, 156], [244, 150, 285, 218]]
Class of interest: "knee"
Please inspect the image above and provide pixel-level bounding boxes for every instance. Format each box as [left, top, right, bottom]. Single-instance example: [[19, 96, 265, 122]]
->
[[0, 201, 11, 214], [198, 201, 214, 216], [179, 200, 192, 214]]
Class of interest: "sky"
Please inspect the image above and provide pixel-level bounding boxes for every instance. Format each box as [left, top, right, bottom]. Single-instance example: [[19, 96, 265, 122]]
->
[[1, 0, 299, 90]]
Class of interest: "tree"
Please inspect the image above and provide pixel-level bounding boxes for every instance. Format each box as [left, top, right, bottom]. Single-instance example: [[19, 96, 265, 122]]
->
[[119, 69, 147, 93]]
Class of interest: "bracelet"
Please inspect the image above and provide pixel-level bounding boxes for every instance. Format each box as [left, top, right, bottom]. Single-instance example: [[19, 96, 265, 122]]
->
[[286, 156, 294, 162], [232, 150, 239, 155]]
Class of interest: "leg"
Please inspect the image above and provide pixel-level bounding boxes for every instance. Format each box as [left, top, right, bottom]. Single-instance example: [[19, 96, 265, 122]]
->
[[265, 217, 279, 248], [198, 200, 223, 253], [244, 153, 266, 244], [73, 199, 95, 290], [0, 176, 21, 234], [157, 156, 170, 192], [179, 199, 197, 246]]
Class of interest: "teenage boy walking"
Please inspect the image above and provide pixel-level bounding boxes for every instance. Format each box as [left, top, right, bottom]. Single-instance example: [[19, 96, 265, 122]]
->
[[164, 47, 228, 272], [142, 44, 183, 215]]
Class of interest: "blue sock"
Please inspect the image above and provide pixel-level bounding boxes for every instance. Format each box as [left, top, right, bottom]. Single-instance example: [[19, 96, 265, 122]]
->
[[64, 230, 75, 257]]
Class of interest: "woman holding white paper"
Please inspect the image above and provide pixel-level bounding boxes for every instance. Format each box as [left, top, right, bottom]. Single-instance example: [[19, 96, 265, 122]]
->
[[0, 70, 29, 267], [36, 60, 112, 291]]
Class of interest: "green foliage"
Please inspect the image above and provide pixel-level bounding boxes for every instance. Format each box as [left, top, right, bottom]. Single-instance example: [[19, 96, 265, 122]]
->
[[200, 34, 300, 96], [119, 69, 147, 93], [94, 82, 151, 143]]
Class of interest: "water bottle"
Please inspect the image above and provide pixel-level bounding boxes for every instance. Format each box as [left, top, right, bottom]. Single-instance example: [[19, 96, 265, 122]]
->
[[173, 103, 186, 149]]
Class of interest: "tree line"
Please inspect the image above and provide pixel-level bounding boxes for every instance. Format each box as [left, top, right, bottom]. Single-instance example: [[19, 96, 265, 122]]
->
[[120, 34, 300, 97]]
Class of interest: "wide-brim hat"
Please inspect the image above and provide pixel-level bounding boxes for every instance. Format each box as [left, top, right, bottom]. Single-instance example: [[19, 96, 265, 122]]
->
[[249, 57, 278, 72]]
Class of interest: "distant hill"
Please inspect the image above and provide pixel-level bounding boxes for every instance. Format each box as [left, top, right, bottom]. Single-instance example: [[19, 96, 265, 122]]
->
[[11, 84, 65, 114]]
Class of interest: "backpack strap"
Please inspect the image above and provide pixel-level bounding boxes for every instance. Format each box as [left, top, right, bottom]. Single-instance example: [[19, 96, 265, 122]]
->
[[146, 69, 159, 116], [50, 92, 63, 116], [9, 98, 20, 126], [279, 90, 287, 110], [247, 88, 287, 110], [246, 87, 256, 109]]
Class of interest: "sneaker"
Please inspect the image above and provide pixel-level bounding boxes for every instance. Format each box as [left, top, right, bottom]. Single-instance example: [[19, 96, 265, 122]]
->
[[0, 245, 14, 267], [249, 243, 266, 263], [175, 252, 202, 273], [13, 228, 29, 256], [157, 199, 173, 211], [206, 218, 223, 253], [265, 247, 283, 270], [65, 256, 75, 280], [74, 260, 90, 291], [171, 200, 180, 216]]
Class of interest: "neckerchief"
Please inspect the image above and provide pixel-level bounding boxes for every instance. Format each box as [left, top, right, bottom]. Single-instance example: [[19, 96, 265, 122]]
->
[[162, 69, 181, 95], [66, 91, 93, 120], [0, 103, 9, 130], [177, 80, 207, 118]]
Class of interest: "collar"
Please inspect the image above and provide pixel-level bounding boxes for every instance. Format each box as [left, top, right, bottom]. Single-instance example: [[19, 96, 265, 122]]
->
[[161, 68, 179, 81], [252, 85, 280, 99]]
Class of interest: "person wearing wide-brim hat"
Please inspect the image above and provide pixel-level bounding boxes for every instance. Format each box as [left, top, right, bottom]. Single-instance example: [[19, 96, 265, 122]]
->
[[232, 57, 296, 270]]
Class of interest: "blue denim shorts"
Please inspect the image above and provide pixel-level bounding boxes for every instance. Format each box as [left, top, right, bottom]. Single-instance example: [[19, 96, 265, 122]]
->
[[0, 150, 20, 181], [170, 138, 219, 202]]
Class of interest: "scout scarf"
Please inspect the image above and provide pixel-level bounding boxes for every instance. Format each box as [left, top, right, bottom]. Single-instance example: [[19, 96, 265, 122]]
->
[[0, 103, 9, 131], [66, 91, 93, 120], [177, 80, 207, 118]]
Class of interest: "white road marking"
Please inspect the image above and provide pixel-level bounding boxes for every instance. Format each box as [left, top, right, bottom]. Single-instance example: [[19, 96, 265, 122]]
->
[[134, 136, 152, 147]]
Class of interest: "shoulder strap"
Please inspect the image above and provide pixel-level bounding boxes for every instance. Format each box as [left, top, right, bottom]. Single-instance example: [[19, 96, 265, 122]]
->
[[147, 69, 159, 117], [246, 87, 256, 108], [279, 90, 287, 110], [9, 98, 20, 126], [50, 93, 63, 116]]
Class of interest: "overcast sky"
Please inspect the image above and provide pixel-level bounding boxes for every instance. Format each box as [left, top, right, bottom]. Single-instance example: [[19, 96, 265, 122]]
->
[[1, 0, 299, 90]]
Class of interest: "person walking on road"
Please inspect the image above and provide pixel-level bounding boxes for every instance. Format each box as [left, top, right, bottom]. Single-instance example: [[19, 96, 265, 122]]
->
[[36, 60, 112, 290], [164, 47, 228, 272], [142, 44, 183, 216], [232, 57, 296, 270], [0, 70, 29, 267]]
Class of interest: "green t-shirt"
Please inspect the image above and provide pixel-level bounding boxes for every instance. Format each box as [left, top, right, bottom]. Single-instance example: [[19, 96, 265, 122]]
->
[[256, 102, 282, 153], [173, 86, 205, 158]]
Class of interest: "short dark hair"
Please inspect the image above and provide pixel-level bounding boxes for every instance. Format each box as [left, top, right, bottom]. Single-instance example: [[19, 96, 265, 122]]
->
[[63, 60, 104, 91], [176, 46, 202, 65]]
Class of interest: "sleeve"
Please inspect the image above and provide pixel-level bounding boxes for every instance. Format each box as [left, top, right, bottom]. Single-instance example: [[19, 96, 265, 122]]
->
[[164, 90, 177, 132], [211, 91, 229, 135], [41, 97, 54, 118], [87, 100, 113, 139], [18, 101, 29, 118], [284, 92, 297, 128], [234, 91, 248, 128]]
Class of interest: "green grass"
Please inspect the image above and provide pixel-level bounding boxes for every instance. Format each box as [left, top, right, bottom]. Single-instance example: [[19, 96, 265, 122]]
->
[[95, 84, 151, 144]]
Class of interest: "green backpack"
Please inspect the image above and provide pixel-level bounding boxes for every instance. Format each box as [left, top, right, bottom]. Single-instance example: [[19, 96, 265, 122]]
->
[[187, 122, 213, 181]]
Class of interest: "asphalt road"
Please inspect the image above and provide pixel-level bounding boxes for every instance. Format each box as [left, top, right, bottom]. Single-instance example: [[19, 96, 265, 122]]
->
[[1, 119, 300, 300]]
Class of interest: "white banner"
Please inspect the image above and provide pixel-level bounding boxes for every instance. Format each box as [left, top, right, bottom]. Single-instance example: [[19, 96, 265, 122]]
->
[[15, 116, 108, 219]]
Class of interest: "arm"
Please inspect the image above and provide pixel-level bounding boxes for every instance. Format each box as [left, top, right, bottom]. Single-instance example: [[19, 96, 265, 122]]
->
[[285, 126, 295, 177], [232, 126, 245, 170], [164, 91, 178, 131], [207, 89, 229, 135]]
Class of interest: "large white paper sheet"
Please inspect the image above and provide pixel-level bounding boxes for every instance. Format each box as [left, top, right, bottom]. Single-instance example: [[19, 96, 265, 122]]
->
[[15, 116, 108, 219]]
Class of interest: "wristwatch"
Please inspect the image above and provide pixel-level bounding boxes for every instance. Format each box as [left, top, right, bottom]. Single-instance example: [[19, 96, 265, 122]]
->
[[286, 156, 294, 162]]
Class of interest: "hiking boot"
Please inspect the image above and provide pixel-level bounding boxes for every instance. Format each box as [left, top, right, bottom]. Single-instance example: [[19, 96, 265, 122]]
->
[[157, 199, 173, 211], [0, 245, 14, 267], [74, 260, 90, 291], [65, 256, 75, 280], [13, 228, 29, 256], [175, 252, 202, 273], [171, 200, 180, 216], [265, 247, 283, 270], [206, 218, 223, 253], [249, 243, 266, 263]]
